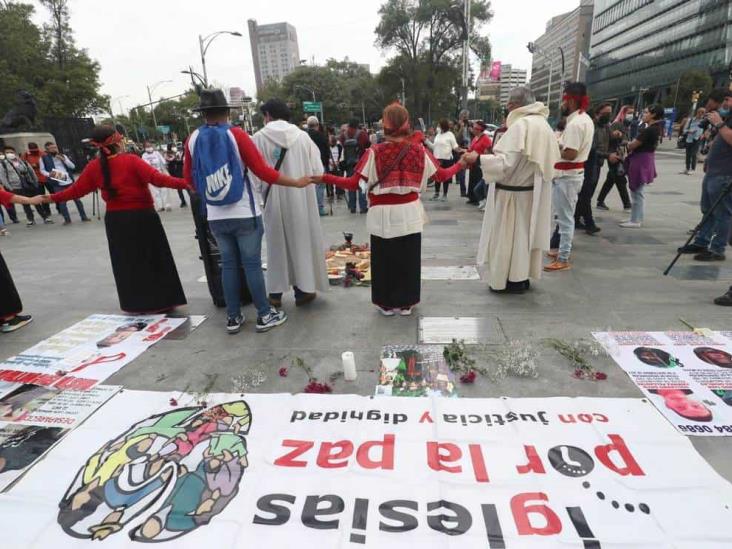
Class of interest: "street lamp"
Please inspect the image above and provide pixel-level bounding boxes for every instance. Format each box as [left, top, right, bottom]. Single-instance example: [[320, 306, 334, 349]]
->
[[146, 80, 172, 140], [199, 30, 242, 87]]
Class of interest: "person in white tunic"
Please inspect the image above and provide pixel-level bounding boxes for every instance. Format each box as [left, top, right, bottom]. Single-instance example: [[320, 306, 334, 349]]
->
[[471, 87, 560, 293], [250, 99, 328, 307], [141, 142, 172, 211]]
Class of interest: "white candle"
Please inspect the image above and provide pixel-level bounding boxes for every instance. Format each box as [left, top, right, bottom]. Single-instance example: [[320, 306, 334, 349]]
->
[[342, 351, 357, 381]]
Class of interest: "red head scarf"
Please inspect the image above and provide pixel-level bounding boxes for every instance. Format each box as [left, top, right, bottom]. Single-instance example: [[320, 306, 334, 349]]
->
[[563, 94, 590, 113], [91, 131, 124, 155]]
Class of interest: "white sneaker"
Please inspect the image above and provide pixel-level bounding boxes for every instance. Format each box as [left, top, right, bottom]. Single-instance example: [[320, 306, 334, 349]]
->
[[619, 221, 642, 228], [256, 308, 287, 332], [376, 306, 395, 317], [399, 307, 413, 316]]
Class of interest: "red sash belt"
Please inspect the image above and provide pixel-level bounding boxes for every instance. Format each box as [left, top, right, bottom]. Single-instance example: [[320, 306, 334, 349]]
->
[[554, 161, 585, 170], [368, 192, 419, 206]]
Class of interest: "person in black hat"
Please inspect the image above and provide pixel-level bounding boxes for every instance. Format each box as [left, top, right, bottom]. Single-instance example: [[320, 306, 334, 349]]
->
[[184, 89, 313, 334]]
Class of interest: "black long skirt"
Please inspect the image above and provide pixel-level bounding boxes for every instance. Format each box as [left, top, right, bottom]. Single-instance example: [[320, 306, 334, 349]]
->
[[105, 209, 187, 313], [0, 250, 22, 320], [370, 233, 421, 309]]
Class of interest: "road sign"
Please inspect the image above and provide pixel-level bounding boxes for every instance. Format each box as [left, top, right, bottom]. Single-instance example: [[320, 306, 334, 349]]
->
[[303, 101, 322, 113], [156, 125, 171, 135]]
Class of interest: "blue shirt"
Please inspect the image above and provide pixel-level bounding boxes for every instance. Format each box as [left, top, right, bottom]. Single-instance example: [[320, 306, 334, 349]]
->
[[706, 117, 732, 177]]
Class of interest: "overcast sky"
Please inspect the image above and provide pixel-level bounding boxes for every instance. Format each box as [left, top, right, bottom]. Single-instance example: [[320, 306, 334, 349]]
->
[[28, 0, 580, 113]]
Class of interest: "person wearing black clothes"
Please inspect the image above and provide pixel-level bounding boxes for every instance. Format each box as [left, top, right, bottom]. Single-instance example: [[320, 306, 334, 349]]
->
[[597, 106, 632, 211], [306, 116, 331, 216], [164, 144, 187, 208], [575, 103, 612, 234]]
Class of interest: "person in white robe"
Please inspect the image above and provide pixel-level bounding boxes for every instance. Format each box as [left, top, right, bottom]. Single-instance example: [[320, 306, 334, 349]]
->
[[472, 87, 560, 293], [250, 99, 328, 306]]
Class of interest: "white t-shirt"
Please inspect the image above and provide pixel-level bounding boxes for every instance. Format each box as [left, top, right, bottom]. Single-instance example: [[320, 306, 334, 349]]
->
[[432, 131, 459, 160], [557, 110, 594, 176]]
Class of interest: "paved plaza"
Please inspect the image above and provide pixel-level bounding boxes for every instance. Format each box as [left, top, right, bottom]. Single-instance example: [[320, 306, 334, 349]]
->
[[2, 141, 731, 480]]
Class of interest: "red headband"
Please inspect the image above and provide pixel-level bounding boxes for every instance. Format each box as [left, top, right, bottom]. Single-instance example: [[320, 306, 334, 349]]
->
[[563, 94, 590, 112], [91, 131, 124, 155]]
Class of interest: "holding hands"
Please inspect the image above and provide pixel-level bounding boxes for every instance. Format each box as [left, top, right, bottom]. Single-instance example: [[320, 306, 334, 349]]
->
[[460, 151, 479, 166]]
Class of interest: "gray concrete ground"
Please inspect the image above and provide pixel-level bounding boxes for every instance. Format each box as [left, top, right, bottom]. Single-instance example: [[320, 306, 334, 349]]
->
[[1, 141, 731, 480]]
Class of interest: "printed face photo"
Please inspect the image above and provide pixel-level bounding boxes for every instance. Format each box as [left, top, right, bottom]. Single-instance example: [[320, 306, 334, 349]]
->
[[633, 347, 682, 368], [694, 347, 732, 368], [96, 322, 148, 348], [0, 384, 58, 422]]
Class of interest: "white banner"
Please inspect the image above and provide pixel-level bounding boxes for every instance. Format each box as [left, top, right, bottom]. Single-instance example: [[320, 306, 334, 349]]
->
[[0, 384, 120, 491], [0, 314, 185, 390], [0, 392, 729, 547], [594, 331, 732, 436]]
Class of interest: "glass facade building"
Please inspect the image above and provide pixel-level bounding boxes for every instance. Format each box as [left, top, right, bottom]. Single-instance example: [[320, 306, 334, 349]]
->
[[587, 0, 732, 104]]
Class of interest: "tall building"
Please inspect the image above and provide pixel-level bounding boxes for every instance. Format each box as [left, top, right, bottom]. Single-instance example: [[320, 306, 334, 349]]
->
[[247, 19, 301, 96], [529, 0, 594, 109], [588, 0, 732, 105], [498, 65, 528, 106]]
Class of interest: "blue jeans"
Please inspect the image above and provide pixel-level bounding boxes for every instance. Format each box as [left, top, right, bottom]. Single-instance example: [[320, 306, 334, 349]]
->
[[630, 186, 646, 223], [474, 179, 487, 201], [316, 184, 325, 212], [694, 174, 732, 255], [552, 175, 583, 262], [47, 180, 88, 221], [347, 188, 368, 212], [209, 217, 271, 319], [456, 170, 466, 196]]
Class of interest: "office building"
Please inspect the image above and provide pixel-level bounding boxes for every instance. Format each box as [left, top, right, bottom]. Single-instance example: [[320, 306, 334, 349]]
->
[[248, 19, 301, 96], [228, 87, 247, 106], [498, 65, 528, 105], [587, 0, 732, 105], [529, 0, 594, 110]]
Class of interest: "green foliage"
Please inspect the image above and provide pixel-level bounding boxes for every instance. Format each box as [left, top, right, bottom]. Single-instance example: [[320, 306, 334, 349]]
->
[[0, 1, 105, 118], [374, 0, 493, 121], [674, 69, 714, 119]]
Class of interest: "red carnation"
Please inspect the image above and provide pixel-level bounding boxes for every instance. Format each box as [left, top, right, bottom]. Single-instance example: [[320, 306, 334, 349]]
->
[[169, 397, 178, 406], [278, 367, 288, 377], [460, 370, 477, 384], [304, 381, 333, 394], [593, 372, 608, 381]]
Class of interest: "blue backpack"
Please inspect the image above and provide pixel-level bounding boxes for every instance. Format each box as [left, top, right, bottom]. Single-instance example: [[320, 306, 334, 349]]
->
[[191, 123, 255, 209]]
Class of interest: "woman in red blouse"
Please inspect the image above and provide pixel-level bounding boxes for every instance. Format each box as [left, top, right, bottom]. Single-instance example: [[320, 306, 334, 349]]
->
[[0, 188, 37, 332], [466, 121, 493, 205], [44, 126, 192, 313], [315, 103, 468, 316]]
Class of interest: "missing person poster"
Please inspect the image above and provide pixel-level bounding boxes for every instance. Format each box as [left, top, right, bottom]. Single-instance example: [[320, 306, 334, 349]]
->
[[0, 392, 729, 547], [594, 331, 732, 436], [0, 314, 185, 390], [0, 384, 120, 491]]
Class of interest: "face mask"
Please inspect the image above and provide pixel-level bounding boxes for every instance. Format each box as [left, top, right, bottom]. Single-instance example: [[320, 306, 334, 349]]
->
[[0, 154, 5, 161], [145, 147, 154, 153], [598, 115, 611, 125], [625, 114, 634, 122], [719, 108, 730, 117], [5, 153, 16, 160], [171, 147, 177, 152]]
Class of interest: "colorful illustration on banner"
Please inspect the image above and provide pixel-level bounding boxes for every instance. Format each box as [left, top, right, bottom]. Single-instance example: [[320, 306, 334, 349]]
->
[[58, 401, 252, 542], [0, 384, 59, 422], [712, 389, 732, 406], [648, 389, 713, 422], [0, 424, 66, 476], [633, 347, 684, 369], [693, 347, 732, 368]]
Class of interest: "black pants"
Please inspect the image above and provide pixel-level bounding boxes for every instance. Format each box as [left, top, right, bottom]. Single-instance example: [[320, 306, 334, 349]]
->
[[575, 161, 600, 227], [434, 159, 454, 196], [686, 141, 701, 171], [467, 165, 483, 203], [597, 162, 631, 209], [3, 204, 18, 223], [177, 189, 187, 206], [17, 187, 48, 222]]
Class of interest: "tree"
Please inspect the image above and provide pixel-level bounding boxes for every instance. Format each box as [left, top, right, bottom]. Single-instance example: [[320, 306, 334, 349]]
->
[[375, 0, 492, 119], [0, 1, 105, 119], [672, 69, 714, 119]]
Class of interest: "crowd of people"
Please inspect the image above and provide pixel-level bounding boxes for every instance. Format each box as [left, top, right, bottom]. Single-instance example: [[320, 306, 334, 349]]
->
[[2, 81, 732, 335]]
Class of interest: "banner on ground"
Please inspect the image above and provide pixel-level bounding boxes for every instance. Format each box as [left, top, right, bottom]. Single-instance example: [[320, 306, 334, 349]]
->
[[0, 384, 119, 491], [594, 331, 732, 436], [0, 314, 185, 390], [0, 392, 729, 547]]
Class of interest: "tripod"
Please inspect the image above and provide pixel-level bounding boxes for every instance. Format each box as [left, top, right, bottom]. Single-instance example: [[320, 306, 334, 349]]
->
[[664, 179, 732, 275]]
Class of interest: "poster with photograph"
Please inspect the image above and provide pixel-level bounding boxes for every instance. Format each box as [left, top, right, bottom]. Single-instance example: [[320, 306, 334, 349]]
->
[[0, 392, 729, 547], [594, 331, 732, 436], [376, 345, 457, 397], [0, 384, 120, 491], [0, 314, 185, 390]]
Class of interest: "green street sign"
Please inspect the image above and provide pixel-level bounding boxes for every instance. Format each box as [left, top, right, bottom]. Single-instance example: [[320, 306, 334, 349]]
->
[[303, 101, 322, 113]]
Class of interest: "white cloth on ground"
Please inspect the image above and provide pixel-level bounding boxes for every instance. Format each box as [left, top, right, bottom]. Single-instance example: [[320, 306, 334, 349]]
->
[[250, 120, 328, 295]]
